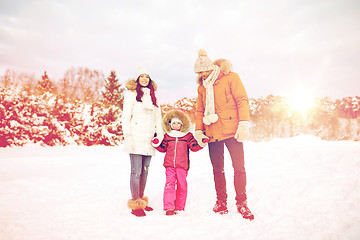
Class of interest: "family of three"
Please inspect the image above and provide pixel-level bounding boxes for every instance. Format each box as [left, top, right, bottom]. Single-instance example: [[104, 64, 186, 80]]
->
[[121, 50, 254, 220]]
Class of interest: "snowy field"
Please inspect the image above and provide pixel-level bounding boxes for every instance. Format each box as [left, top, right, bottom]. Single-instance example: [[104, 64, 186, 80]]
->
[[0, 135, 359, 240]]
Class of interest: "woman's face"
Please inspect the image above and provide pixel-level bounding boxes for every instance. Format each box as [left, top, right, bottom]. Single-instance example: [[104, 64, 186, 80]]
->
[[138, 74, 150, 87]]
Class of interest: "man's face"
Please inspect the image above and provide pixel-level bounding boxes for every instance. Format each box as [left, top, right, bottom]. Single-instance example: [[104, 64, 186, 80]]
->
[[197, 70, 212, 81]]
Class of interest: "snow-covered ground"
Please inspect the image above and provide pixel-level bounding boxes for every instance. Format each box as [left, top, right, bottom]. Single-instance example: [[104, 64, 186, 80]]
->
[[0, 135, 359, 240]]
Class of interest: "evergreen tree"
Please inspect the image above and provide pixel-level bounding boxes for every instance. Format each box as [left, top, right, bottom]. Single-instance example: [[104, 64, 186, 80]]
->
[[102, 71, 124, 109], [37, 71, 56, 95]]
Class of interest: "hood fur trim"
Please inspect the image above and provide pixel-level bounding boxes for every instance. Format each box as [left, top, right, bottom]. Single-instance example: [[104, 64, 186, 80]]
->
[[213, 58, 232, 75], [163, 109, 190, 133], [125, 78, 157, 90], [196, 58, 232, 85]]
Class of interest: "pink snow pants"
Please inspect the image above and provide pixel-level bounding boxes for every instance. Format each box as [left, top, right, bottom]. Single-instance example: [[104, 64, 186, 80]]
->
[[163, 167, 188, 211]]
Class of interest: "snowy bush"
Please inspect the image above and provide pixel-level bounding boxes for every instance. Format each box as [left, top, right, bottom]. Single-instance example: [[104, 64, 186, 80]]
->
[[80, 103, 123, 146], [0, 88, 123, 147]]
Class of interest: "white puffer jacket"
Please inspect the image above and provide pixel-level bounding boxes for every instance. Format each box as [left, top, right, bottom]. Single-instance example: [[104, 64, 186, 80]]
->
[[122, 79, 163, 156]]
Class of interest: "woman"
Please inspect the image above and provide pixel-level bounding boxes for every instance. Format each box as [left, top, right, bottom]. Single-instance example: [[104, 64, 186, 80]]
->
[[122, 65, 164, 217]]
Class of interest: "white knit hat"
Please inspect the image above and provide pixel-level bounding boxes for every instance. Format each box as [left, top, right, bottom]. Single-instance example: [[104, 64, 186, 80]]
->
[[136, 65, 150, 78], [194, 49, 215, 73], [170, 118, 182, 125]]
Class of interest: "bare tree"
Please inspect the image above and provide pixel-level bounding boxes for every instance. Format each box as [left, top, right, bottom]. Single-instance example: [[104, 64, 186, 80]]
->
[[59, 67, 105, 103]]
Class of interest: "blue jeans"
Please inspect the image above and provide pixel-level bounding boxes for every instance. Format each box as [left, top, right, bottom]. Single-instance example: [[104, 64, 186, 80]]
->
[[129, 154, 151, 199]]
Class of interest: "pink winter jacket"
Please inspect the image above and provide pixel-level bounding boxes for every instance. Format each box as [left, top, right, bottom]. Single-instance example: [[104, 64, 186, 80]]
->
[[154, 132, 202, 170]]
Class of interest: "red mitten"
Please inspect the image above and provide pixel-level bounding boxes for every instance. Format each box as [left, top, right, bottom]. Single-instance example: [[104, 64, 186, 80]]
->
[[195, 130, 209, 147], [151, 138, 159, 145], [202, 138, 210, 143]]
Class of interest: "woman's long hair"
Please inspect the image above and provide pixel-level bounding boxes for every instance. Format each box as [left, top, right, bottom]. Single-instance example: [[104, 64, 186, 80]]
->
[[135, 77, 158, 107]]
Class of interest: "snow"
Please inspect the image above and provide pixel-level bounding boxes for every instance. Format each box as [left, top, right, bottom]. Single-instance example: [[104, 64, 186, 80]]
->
[[0, 136, 360, 240]]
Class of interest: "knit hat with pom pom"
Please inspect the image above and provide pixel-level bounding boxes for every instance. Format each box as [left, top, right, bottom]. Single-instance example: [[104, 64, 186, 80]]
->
[[194, 49, 215, 73], [136, 65, 150, 78]]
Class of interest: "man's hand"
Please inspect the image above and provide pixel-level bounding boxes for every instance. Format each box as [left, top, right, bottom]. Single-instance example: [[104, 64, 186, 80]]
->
[[195, 130, 210, 147], [234, 121, 249, 142]]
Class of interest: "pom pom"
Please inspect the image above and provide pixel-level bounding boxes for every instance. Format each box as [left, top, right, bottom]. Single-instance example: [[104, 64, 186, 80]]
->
[[198, 49, 207, 57], [208, 114, 219, 123], [203, 116, 211, 125]]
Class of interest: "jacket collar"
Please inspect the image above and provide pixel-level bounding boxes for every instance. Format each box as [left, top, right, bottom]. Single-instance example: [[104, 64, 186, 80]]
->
[[168, 130, 187, 138]]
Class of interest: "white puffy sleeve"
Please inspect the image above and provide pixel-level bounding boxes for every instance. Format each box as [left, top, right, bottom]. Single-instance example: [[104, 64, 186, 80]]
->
[[154, 105, 164, 137], [122, 91, 135, 136]]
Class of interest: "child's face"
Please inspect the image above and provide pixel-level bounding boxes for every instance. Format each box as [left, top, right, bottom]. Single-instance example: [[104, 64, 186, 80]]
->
[[171, 122, 182, 131]]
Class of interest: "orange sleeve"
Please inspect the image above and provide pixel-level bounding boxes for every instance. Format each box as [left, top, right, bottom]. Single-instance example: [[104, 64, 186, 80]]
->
[[230, 73, 250, 121]]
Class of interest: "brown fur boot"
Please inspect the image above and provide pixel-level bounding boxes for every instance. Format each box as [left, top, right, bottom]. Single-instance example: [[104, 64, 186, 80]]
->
[[127, 198, 147, 210], [141, 196, 153, 211], [128, 198, 147, 217]]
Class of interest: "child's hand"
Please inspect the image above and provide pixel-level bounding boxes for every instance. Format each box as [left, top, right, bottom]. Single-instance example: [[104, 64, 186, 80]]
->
[[202, 138, 210, 143], [151, 137, 162, 148], [195, 130, 209, 147]]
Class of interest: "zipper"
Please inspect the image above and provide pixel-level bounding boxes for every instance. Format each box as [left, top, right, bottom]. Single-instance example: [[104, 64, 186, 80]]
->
[[173, 137, 178, 167]]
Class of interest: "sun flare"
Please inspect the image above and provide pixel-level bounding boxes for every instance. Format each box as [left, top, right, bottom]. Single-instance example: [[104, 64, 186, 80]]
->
[[287, 87, 315, 117]]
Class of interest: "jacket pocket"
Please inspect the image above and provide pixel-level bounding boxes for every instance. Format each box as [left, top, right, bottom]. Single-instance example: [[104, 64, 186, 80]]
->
[[219, 110, 238, 135]]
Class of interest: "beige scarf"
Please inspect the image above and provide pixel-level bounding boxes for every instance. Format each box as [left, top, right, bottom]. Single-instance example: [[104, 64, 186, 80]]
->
[[202, 65, 220, 125]]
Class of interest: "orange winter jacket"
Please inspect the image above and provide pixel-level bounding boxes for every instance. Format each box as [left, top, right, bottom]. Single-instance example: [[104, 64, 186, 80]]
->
[[195, 66, 249, 142]]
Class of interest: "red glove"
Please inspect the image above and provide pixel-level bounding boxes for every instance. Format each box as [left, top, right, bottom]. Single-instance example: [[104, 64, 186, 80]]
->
[[151, 138, 159, 144], [202, 138, 210, 143]]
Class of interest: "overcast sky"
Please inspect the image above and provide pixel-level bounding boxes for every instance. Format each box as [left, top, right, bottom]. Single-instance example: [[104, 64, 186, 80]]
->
[[0, 0, 359, 103]]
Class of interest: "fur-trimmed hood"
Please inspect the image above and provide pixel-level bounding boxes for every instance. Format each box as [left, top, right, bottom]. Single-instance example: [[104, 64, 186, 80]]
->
[[125, 78, 158, 91], [196, 58, 233, 85], [163, 109, 191, 133]]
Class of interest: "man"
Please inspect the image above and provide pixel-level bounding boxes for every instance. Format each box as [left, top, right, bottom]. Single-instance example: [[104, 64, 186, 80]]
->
[[194, 49, 254, 220]]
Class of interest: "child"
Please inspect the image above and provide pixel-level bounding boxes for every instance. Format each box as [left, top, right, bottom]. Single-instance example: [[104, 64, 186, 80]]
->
[[151, 109, 209, 215]]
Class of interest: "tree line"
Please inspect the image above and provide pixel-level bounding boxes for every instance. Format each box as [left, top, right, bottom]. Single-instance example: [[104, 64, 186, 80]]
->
[[160, 95, 360, 141], [1, 67, 106, 103], [0, 68, 359, 147]]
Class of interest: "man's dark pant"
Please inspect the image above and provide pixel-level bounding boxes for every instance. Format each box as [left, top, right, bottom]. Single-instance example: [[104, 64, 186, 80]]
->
[[208, 137, 247, 204]]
